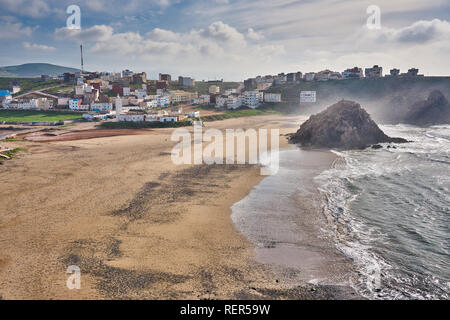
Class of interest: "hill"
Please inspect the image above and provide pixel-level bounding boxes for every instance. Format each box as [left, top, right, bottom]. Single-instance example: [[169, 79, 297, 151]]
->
[[0, 63, 80, 78]]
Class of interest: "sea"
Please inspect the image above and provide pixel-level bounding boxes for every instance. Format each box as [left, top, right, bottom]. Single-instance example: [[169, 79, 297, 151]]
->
[[232, 124, 449, 300]]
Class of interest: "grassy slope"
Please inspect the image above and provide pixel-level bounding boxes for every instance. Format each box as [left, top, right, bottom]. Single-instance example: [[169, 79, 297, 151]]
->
[[0, 63, 80, 78], [0, 110, 82, 122], [0, 77, 62, 96]]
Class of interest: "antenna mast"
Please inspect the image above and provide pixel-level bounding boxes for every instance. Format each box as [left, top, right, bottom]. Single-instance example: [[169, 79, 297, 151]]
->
[[80, 44, 84, 74]]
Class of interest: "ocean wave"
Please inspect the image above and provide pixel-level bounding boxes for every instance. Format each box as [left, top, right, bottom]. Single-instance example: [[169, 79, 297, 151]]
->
[[315, 124, 450, 300]]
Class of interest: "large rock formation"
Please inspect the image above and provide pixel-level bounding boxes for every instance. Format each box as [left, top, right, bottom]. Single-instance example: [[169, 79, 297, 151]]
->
[[290, 100, 407, 150], [402, 90, 450, 126]]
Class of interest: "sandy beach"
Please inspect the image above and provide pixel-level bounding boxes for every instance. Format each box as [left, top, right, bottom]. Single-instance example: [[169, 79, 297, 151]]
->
[[0, 114, 359, 300]]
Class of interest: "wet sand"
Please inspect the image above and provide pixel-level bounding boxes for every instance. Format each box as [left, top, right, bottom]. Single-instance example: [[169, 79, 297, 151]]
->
[[0, 114, 359, 300]]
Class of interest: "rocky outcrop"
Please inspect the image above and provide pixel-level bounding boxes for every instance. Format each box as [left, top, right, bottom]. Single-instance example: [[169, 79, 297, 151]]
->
[[402, 90, 450, 126], [289, 100, 407, 150]]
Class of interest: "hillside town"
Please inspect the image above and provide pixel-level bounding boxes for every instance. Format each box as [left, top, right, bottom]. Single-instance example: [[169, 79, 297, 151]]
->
[[0, 65, 424, 123]]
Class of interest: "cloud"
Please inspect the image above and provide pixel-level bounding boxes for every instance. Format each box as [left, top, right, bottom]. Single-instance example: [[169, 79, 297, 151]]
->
[[247, 28, 264, 40], [54, 25, 114, 42], [84, 21, 284, 79], [0, 0, 50, 18], [23, 42, 56, 51], [147, 28, 181, 41], [0, 19, 33, 39], [385, 19, 450, 43]]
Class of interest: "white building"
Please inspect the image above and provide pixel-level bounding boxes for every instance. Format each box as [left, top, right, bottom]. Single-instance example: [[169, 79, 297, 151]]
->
[[144, 100, 158, 108], [216, 96, 227, 108], [75, 84, 87, 95], [264, 93, 282, 103], [123, 87, 131, 96], [115, 95, 122, 122], [18, 99, 39, 110], [58, 98, 69, 107], [189, 111, 200, 118], [243, 91, 262, 109], [160, 116, 178, 123], [342, 67, 363, 79], [226, 95, 243, 110], [157, 95, 170, 107], [69, 99, 82, 111], [11, 86, 21, 94], [91, 103, 112, 112], [134, 89, 147, 99], [117, 113, 145, 122]]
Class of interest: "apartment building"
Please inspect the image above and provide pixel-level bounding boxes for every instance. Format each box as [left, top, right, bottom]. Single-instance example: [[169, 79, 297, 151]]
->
[[365, 65, 383, 78], [178, 76, 195, 87], [264, 93, 281, 103]]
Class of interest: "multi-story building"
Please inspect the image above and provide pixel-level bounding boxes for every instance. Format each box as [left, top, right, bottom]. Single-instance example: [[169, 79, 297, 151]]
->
[[157, 95, 170, 107], [91, 103, 112, 112], [244, 78, 257, 91], [215, 96, 227, 108], [117, 113, 145, 122], [226, 95, 243, 110], [304, 72, 316, 81], [36, 98, 53, 110], [315, 70, 341, 81], [169, 90, 198, 104], [209, 85, 220, 94], [156, 81, 168, 90], [159, 73, 171, 82], [132, 72, 147, 84], [75, 84, 87, 95], [123, 87, 131, 96], [134, 89, 147, 99], [69, 99, 82, 111], [178, 76, 195, 87], [286, 73, 297, 83], [264, 93, 282, 103], [122, 69, 134, 78], [407, 68, 419, 76], [365, 65, 383, 78], [390, 68, 400, 77], [343, 67, 364, 79], [244, 91, 262, 109]]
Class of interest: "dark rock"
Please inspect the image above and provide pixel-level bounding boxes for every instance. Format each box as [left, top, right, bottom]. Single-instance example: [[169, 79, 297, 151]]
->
[[403, 90, 450, 126], [289, 100, 408, 150], [372, 144, 383, 149]]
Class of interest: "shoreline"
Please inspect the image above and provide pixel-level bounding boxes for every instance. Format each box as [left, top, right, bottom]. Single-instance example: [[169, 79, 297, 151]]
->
[[231, 147, 360, 299], [0, 114, 360, 299]]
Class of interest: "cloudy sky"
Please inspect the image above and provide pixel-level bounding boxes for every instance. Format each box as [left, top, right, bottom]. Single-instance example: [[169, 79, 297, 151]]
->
[[0, 0, 449, 80]]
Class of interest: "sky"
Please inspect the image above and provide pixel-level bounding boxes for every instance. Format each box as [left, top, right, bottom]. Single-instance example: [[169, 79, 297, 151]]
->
[[0, 0, 449, 81]]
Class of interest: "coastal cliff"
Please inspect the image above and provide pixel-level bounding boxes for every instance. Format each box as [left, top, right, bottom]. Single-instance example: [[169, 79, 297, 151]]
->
[[402, 90, 450, 126]]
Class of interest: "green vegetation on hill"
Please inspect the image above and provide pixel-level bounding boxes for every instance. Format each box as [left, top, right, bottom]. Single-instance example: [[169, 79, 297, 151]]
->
[[0, 63, 80, 78], [0, 110, 82, 123], [0, 77, 62, 96], [201, 106, 280, 122]]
